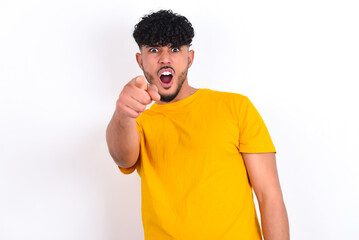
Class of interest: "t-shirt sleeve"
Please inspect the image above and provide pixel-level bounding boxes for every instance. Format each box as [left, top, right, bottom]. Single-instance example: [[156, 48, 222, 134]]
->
[[117, 119, 142, 175], [238, 97, 276, 153]]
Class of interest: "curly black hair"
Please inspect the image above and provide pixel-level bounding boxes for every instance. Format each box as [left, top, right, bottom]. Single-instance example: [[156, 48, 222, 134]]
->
[[133, 10, 195, 49]]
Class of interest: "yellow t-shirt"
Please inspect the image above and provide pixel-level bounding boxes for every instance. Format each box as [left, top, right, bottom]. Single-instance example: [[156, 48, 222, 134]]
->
[[119, 89, 276, 240]]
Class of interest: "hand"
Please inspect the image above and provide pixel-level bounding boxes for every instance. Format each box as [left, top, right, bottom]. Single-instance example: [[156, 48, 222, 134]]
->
[[116, 76, 160, 118]]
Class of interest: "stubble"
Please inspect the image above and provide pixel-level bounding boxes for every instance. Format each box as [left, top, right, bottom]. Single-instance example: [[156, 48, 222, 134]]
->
[[142, 65, 188, 103]]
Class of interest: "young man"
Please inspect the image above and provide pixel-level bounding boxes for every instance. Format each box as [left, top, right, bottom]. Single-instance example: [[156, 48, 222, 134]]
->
[[106, 10, 289, 240]]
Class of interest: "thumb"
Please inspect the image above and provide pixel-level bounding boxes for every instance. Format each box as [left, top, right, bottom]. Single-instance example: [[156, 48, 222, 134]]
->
[[147, 84, 161, 101], [134, 76, 148, 90]]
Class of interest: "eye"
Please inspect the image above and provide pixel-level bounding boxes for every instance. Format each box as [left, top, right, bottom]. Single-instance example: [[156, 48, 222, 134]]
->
[[149, 48, 158, 53], [172, 47, 180, 53]]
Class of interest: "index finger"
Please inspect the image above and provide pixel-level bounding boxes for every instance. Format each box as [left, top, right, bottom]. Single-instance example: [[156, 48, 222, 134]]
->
[[134, 76, 148, 91], [147, 84, 161, 102]]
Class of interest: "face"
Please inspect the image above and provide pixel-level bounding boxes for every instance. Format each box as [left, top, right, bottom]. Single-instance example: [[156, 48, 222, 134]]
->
[[136, 45, 194, 103]]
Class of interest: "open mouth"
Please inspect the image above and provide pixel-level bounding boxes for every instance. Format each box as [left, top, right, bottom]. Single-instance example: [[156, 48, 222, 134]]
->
[[160, 71, 173, 84], [158, 67, 175, 87]]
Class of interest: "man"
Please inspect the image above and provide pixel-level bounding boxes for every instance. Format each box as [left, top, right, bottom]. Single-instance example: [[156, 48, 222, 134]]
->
[[106, 9, 289, 240]]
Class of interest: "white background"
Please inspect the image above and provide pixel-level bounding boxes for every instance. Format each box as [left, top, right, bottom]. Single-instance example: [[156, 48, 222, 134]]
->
[[1, 0, 358, 239]]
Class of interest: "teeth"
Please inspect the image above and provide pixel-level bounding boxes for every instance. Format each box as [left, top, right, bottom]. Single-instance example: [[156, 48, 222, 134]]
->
[[161, 71, 172, 76]]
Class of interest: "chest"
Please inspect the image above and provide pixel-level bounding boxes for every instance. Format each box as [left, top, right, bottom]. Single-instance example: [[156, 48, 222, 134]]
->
[[141, 108, 240, 157]]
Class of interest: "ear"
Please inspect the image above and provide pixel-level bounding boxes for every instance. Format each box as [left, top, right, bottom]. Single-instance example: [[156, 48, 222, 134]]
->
[[188, 49, 194, 68], [136, 52, 143, 70]]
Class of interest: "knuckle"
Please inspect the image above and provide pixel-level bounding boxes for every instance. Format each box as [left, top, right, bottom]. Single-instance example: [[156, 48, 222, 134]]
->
[[116, 95, 126, 105], [116, 103, 126, 112], [143, 94, 151, 104], [131, 111, 141, 118], [140, 105, 146, 112], [122, 84, 131, 93], [129, 112, 137, 118]]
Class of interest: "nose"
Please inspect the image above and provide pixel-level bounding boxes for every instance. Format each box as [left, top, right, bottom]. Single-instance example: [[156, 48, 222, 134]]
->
[[159, 50, 172, 64]]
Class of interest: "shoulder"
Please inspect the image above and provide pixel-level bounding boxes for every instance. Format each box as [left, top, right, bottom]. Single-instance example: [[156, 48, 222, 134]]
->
[[200, 88, 250, 105]]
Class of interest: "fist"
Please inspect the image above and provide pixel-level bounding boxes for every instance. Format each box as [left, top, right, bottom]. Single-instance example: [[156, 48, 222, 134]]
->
[[116, 76, 161, 118]]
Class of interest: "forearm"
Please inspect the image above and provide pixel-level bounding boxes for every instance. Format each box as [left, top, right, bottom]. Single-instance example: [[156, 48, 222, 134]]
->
[[258, 196, 290, 240], [106, 111, 140, 168]]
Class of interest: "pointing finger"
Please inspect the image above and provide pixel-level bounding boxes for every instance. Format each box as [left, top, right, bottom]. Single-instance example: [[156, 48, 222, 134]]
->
[[134, 76, 148, 90], [147, 84, 161, 101]]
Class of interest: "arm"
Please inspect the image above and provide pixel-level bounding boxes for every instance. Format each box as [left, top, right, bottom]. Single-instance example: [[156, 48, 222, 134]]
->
[[242, 152, 290, 240], [106, 112, 140, 168], [106, 76, 160, 168]]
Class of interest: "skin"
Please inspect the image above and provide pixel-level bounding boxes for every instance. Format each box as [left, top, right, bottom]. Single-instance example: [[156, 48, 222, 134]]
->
[[136, 45, 196, 104], [106, 45, 195, 168], [243, 152, 290, 240], [106, 44, 289, 239]]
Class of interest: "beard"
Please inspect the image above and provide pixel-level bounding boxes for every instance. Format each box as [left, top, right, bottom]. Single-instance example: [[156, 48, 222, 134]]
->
[[142, 65, 188, 103]]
